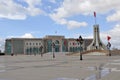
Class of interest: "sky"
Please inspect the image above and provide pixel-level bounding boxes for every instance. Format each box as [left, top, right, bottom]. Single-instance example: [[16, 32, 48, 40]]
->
[[0, 0, 120, 51]]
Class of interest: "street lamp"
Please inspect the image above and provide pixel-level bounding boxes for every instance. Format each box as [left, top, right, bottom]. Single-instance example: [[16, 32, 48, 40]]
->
[[107, 42, 111, 56], [40, 45, 43, 57], [76, 35, 84, 60], [52, 42, 55, 58]]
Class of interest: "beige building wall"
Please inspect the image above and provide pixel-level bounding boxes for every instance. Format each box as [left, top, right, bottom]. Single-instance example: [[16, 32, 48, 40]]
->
[[24, 39, 44, 54], [45, 35, 65, 52], [5, 35, 93, 55]]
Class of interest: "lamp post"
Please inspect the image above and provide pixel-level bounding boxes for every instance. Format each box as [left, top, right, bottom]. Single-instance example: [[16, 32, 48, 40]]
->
[[76, 35, 84, 60], [52, 42, 55, 58], [40, 45, 43, 57], [107, 36, 111, 56], [107, 42, 111, 56]]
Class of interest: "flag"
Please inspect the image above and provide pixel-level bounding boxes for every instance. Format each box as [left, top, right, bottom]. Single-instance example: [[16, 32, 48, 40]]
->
[[107, 36, 111, 41], [73, 42, 75, 45], [64, 40, 67, 46], [94, 11, 96, 17]]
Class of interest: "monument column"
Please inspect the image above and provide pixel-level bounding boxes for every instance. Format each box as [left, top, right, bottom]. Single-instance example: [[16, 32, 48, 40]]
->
[[87, 12, 107, 50]]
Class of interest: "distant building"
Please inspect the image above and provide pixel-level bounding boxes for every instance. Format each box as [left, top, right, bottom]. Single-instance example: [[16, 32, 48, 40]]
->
[[5, 35, 92, 55]]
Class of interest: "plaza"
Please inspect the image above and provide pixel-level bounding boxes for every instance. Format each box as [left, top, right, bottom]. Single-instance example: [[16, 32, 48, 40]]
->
[[0, 53, 120, 80]]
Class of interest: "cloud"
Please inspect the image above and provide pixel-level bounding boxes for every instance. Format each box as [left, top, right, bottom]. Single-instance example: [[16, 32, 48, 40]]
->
[[107, 11, 120, 22], [0, 0, 43, 20], [49, 9, 88, 29], [24, 0, 41, 6], [24, 0, 43, 16], [67, 21, 87, 29], [49, 0, 120, 29], [60, 0, 120, 15], [49, 0, 91, 29], [50, 13, 88, 29], [49, 0, 120, 48], [49, 0, 56, 3], [21, 33, 35, 38], [7, 33, 35, 38]]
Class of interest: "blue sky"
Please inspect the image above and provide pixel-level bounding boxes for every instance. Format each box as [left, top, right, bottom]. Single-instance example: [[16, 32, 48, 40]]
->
[[0, 0, 120, 51]]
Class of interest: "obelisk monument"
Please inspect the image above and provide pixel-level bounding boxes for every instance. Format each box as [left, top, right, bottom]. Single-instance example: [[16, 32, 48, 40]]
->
[[87, 12, 106, 50]]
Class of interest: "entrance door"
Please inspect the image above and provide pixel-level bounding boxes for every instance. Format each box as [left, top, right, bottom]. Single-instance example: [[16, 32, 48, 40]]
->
[[55, 45, 59, 52], [55, 40, 60, 52]]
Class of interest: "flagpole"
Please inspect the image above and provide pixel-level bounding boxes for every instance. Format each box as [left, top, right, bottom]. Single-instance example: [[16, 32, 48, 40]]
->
[[95, 16, 96, 24], [55, 31, 57, 35]]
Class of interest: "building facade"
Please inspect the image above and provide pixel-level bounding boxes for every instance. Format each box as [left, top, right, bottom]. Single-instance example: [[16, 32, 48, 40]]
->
[[5, 35, 92, 55]]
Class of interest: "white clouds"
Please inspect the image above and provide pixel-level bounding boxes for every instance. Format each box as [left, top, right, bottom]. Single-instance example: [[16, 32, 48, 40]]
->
[[49, 0, 120, 29], [24, 0, 41, 7], [7, 33, 35, 38], [49, 0, 56, 3], [107, 11, 120, 22], [0, 0, 43, 20], [56, 0, 120, 18], [50, 13, 87, 29], [67, 21, 87, 29], [49, 5, 88, 29], [21, 33, 35, 38], [24, 0, 43, 16], [0, 0, 26, 20], [1, 0, 120, 24], [0, 0, 120, 22], [47, 0, 90, 29], [27, 7, 42, 16]]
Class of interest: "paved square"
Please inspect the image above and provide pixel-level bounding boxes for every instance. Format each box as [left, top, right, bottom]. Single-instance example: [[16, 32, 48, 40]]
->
[[0, 53, 120, 80]]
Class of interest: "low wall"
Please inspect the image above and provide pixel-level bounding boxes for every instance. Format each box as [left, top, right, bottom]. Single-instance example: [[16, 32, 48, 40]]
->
[[66, 50, 109, 56]]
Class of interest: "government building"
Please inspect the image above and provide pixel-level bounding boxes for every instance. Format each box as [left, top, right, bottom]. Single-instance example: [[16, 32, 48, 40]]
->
[[5, 35, 92, 55]]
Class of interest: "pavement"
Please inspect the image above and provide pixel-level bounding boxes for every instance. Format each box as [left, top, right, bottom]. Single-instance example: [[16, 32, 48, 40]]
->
[[0, 53, 120, 80]]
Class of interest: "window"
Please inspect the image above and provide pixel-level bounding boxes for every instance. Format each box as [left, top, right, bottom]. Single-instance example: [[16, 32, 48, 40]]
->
[[36, 43, 38, 45], [39, 43, 41, 45]]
